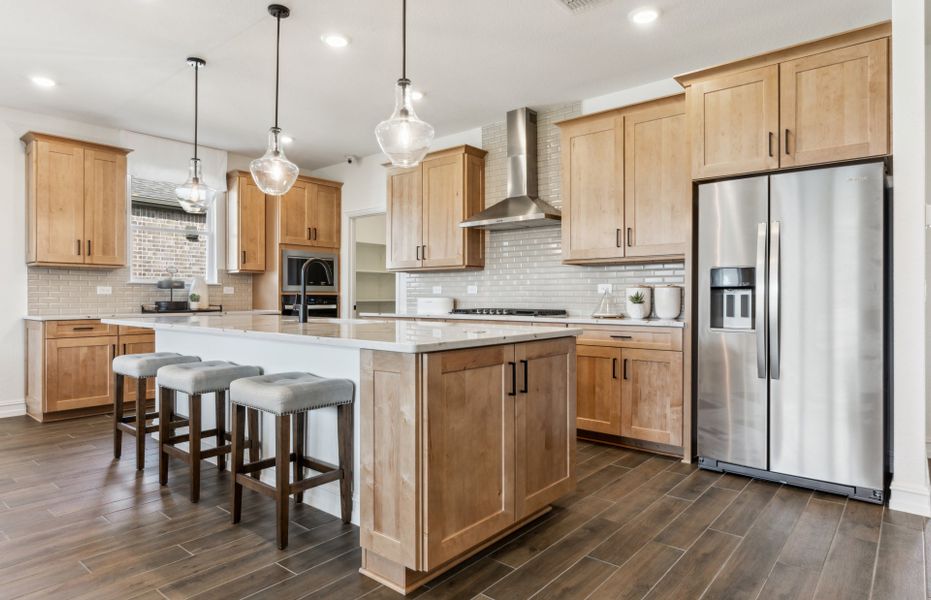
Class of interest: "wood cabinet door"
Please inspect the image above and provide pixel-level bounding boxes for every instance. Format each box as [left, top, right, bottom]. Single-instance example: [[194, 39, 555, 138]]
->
[[238, 177, 267, 271], [624, 99, 690, 258], [576, 344, 622, 435], [386, 167, 422, 270], [780, 38, 889, 168], [83, 148, 127, 266], [45, 335, 117, 412], [421, 154, 465, 268], [278, 179, 312, 246], [620, 349, 683, 446], [118, 334, 156, 403], [515, 338, 575, 519], [34, 139, 85, 264], [308, 183, 341, 248], [689, 64, 779, 179], [423, 344, 515, 569], [560, 115, 625, 261]]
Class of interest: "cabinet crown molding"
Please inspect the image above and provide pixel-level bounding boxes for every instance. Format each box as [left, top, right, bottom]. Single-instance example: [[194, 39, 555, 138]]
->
[[20, 131, 133, 155]]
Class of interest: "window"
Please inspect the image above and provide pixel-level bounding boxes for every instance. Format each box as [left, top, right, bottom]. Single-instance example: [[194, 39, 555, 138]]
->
[[129, 178, 217, 283]]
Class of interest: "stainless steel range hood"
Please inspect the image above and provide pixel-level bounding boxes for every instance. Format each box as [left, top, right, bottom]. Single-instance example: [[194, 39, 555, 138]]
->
[[459, 108, 561, 230]]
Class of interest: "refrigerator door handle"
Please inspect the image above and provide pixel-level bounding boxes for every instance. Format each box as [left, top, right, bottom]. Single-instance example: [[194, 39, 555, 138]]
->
[[769, 221, 781, 379], [755, 222, 768, 378]]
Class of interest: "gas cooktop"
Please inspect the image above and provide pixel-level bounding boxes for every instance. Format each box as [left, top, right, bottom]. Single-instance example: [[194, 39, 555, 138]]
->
[[450, 308, 568, 317]]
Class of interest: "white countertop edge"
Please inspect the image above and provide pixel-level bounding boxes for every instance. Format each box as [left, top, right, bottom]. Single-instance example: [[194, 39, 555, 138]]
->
[[100, 316, 583, 354], [358, 312, 686, 328], [24, 310, 279, 322]]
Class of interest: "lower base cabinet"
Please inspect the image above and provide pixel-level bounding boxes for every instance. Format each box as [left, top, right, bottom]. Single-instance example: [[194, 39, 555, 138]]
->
[[360, 337, 576, 593], [620, 348, 683, 446], [25, 320, 156, 422]]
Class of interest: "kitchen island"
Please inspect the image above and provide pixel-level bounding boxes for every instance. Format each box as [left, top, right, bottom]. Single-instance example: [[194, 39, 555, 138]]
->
[[102, 314, 580, 594]]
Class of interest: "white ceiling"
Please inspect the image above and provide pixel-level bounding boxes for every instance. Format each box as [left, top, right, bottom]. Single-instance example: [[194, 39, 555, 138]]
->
[[0, 0, 891, 169]]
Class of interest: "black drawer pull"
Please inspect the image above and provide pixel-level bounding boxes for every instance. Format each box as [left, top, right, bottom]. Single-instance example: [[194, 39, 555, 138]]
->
[[612, 357, 617, 379], [623, 358, 629, 380], [72, 326, 95, 331], [520, 359, 528, 393], [610, 335, 633, 340], [508, 362, 517, 396]]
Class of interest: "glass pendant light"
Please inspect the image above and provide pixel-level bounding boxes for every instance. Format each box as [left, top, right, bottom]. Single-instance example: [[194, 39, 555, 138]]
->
[[375, 0, 434, 167], [176, 57, 217, 214], [251, 4, 299, 196]]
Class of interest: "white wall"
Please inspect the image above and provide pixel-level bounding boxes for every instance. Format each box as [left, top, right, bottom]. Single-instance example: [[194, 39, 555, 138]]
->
[[890, 0, 930, 516], [582, 78, 683, 114]]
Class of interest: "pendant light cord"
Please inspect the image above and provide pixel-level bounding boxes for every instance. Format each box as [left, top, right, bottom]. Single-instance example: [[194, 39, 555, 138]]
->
[[401, 0, 407, 80], [274, 12, 281, 129], [193, 62, 199, 161]]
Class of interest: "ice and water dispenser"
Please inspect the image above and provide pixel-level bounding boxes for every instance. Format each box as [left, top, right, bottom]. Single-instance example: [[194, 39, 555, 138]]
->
[[709, 267, 755, 330]]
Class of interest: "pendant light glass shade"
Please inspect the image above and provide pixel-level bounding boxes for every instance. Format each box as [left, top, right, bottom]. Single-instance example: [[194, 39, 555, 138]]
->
[[176, 57, 216, 214], [375, 78, 434, 168], [250, 127, 299, 195], [176, 158, 216, 214]]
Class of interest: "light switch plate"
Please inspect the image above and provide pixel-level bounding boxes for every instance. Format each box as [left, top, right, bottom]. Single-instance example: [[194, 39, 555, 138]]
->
[[96, 286, 112, 295], [597, 284, 613, 294], [432, 286, 442, 294], [467, 285, 478, 295], [223, 287, 235, 295]]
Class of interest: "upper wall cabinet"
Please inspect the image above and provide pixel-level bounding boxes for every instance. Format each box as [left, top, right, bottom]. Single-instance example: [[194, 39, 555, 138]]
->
[[278, 175, 342, 249], [557, 95, 689, 265], [677, 23, 890, 180], [227, 171, 267, 273], [386, 145, 486, 272], [23, 133, 131, 267]]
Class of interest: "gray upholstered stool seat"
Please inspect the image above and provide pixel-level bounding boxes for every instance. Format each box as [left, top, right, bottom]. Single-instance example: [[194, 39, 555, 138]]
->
[[113, 352, 200, 379], [157, 361, 263, 395], [229, 372, 354, 415]]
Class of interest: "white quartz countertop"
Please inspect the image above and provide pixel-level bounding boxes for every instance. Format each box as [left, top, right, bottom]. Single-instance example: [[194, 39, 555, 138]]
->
[[358, 312, 686, 328], [24, 310, 279, 322], [101, 314, 582, 353]]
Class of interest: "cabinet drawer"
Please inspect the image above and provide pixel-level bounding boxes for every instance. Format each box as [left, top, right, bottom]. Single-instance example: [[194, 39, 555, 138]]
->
[[45, 320, 117, 339], [118, 325, 153, 336], [578, 326, 682, 351]]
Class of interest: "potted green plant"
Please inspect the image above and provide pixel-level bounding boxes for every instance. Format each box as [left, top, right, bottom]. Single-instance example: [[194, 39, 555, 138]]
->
[[189, 292, 201, 311], [626, 290, 648, 319]]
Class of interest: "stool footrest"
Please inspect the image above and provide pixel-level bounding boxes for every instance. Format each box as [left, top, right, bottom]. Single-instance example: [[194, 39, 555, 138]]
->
[[200, 444, 232, 459], [291, 468, 342, 493], [241, 457, 277, 474]]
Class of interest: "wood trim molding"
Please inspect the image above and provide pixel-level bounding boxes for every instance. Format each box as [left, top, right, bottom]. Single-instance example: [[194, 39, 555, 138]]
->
[[19, 131, 133, 155]]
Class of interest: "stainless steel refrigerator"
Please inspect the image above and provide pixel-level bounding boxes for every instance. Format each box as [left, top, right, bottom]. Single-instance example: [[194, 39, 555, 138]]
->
[[697, 161, 887, 503]]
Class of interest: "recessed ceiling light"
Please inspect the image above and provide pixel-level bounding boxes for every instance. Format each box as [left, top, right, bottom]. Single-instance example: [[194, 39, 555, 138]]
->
[[628, 7, 659, 25], [281, 135, 294, 144], [410, 90, 424, 101], [321, 33, 350, 48], [30, 75, 56, 88]]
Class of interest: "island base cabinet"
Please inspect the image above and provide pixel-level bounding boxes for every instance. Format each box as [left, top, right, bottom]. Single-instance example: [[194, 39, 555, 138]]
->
[[359, 338, 576, 593]]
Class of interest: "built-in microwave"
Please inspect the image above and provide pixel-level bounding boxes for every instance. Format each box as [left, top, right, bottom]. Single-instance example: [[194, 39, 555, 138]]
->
[[281, 249, 338, 293]]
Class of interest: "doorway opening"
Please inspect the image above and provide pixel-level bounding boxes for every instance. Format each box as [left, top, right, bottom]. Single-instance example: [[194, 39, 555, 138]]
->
[[350, 213, 397, 317]]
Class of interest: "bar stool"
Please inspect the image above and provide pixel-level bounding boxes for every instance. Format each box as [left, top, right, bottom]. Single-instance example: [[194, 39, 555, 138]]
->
[[112, 352, 201, 470], [157, 360, 263, 502], [229, 372, 354, 549]]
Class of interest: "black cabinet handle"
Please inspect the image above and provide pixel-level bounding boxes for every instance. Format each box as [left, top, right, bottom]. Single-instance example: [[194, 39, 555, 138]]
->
[[421, 245, 426, 260], [612, 357, 617, 379], [627, 228, 632, 247], [307, 227, 312, 240], [768, 131, 774, 157], [616, 229, 621, 248], [86, 240, 92, 256], [76, 239, 81, 256], [520, 359, 528, 393], [241, 250, 246, 264], [610, 335, 633, 340], [508, 362, 517, 396], [623, 358, 629, 380], [72, 326, 94, 331], [416, 245, 421, 260], [784, 129, 790, 155]]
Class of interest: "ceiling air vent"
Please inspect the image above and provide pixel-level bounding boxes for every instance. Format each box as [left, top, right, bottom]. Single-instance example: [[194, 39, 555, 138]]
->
[[552, 0, 613, 13]]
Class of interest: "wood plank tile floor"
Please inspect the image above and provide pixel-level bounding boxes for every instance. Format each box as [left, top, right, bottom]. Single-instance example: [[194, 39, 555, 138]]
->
[[0, 414, 925, 599]]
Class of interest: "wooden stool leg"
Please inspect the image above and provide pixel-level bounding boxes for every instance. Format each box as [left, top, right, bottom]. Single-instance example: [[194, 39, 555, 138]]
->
[[113, 373, 124, 459], [158, 387, 171, 486], [293, 412, 306, 504], [275, 414, 290, 549], [248, 409, 261, 480], [135, 378, 147, 470], [231, 404, 245, 524], [215, 391, 227, 472], [337, 403, 353, 524], [189, 394, 202, 503]]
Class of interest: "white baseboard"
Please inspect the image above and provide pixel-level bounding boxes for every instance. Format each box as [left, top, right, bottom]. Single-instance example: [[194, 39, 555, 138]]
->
[[889, 480, 931, 517], [0, 399, 26, 418]]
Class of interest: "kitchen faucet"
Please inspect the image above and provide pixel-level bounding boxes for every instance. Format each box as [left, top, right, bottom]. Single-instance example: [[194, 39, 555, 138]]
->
[[296, 258, 334, 323]]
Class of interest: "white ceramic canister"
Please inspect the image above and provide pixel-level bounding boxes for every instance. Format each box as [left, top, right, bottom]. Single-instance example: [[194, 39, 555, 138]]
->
[[625, 286, 652, 320], [654, 285, 682, 320]]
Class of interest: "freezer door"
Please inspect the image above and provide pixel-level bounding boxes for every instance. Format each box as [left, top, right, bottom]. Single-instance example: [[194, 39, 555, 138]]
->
[[697, 176, 769, 469], [769, 162, 885, 490]]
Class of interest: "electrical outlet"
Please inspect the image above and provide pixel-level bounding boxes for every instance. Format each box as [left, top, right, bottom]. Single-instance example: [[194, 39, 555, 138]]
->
[[467, 285, 478, 295], [597, 284, 613, 294], [223, 286, 235, 295], [432, 286, 442, 294], [96, 286, 112, 295]]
